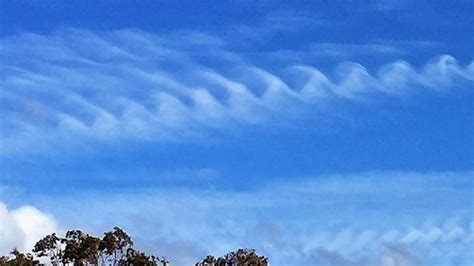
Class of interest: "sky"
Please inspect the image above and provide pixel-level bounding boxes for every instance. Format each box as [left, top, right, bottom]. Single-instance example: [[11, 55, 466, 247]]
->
[[0, 0, 473, 265]]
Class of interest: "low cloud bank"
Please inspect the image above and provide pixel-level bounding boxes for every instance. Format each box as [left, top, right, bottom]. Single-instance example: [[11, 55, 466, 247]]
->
[[15, 171, 473, 266], [0, 202, 58, 255]]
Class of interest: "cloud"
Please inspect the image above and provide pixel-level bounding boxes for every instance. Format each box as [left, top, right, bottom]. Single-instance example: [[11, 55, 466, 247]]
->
[[0, 29, 473, 154], [307, 42, 404, 58], [22, 171, 473, 266], [310, 244, 422, 266], [234, 10, 331, 41], [0, 201, 59, 255]]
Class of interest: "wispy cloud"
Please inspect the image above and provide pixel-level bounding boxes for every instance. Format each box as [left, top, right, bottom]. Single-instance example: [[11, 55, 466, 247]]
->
[[15, 171, 472, 266], [234, 10, 331, 42], [1, 29, 473, 154], [307, 42, 405, 58]]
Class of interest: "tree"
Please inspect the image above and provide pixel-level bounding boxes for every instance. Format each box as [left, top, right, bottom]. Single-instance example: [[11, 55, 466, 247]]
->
[[0, 249, 39, 266], [29, 226, 167, 266], [5, 227, 270, 266], [118, 248, 154, 265], [99, 227, 133, 265], [32, 233, 62, 265], [0, 256, 9, 265], [196, 248, 269, 266], [61, 230, 101, 265], [117, 248, 169, 266]]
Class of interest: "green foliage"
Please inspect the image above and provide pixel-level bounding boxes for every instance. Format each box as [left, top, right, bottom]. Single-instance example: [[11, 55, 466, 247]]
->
[[196, 248, 268, 266], [99, 227, 133, 264], [0, 248, 39, 266], [1, 229, 268, 266], [61, 230, 101, 265], [29, 227, 166, 266], [32, 233, 61, 265]]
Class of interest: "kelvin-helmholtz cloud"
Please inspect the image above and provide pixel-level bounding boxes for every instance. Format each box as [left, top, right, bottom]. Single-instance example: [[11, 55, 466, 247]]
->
[[0, 28, 473, 266], [1, 29, 473, 154]]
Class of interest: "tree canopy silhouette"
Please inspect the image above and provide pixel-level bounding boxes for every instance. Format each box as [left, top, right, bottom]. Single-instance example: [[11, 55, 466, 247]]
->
[[0, 249, 39, 266], [0, 228, 267, 266], [195, 248, 268, 266], [30, 227, 167, 266]]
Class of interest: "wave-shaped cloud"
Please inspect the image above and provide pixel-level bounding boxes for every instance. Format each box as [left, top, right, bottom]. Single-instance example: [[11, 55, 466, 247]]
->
[[1, 29, 473, 154]]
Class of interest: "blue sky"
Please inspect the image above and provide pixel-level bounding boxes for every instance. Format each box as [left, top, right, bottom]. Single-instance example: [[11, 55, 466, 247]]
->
[[0, 1, 473, 265]]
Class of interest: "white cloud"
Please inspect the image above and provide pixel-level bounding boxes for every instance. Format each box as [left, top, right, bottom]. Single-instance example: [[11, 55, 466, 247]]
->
[[0, 172, 472, 264], [0, 29, 473, 154], [22, 171, 473, 266], [308, 42, 404, 58], [307, 244, 422, 266], [0, 201, 58, 255]]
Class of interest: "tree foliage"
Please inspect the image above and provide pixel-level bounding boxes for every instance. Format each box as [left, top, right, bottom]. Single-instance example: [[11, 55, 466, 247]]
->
[[29, 227, 167, 266], [61, 230, 101, 265], [99, 227, 133, 264], [1, 229, 268, 266], [0, 249, 39, 266], [195, 248, 268, 266], [32, 233, 61, 265]]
